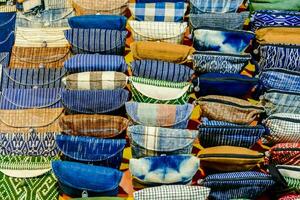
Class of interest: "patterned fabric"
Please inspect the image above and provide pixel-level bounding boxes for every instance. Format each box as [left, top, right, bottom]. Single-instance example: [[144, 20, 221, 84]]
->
[[0, 52, 10, 68], [258, 45, 300, 71], [64, 54, 127, 73], [0, 155, 59, 200], [56, 135, 126, 169], [64, 29, 127, 55], [44, 0, 72, 9], [192, 52, 251, 74], [61, 89, 129, 114], [133, 185, 211, 200], [62, 71, 127, 90], [266, 143, 300, 165], [125, 102, 193, 128], [0, 88, 62, 109], [59, 114, 129, 138], [277, 165, 300, 193], [190, 12, 249, 30], [127, 125, 197, 158], [197, 95, 265, 125], [190, 0, 244, 13], [129, 2, 187, 22], [0, 2, 16, 12], [251, 10, 300, 31], [0, 132, 59, 156], [129, 76, 191, 105], [72, 0, 129, 16], [263, 113, 300, 144], [279, 194, 300, 200], [129, 21, 187, 44], [259, 69, 300, 93], [1, 67, 66, 89], [131, 60, 194, 82], [193, 29, 254, 54], [129, 155, 199, 185], [199, 123, 265, 148]]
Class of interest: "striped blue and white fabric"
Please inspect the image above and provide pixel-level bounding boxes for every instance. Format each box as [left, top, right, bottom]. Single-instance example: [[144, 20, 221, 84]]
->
[[0, 88, 63, 109], [0, 52, 9, 68], [1, 67, 66, 89], [63, 54, 127, 73], [61, 88, 129, 115], [56, 135, 126, 169], [64, 29, 127, 55], [131, 60, 193, 82], [190, 0, 244, 13], [129, 2, 187, 22]]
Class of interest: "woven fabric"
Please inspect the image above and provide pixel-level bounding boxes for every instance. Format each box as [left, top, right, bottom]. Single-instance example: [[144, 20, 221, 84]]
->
[[129, 76, 191, 105], [44, 0, 72, 9], [64, 54, 127, 73], [190, 0, 244, 13], [0, 88, 62, 109], [0, 3, 16, 12], [199, 123, 265, 148], [64, 28, 127, 55], [129, 2, 187, 22], [266, 143, 300, 165], [125, 102, 193, 128], [259, 45, 300, 71], [0, 12, 16, 31], [131, 41, 195, 64], [192, 52, 251, 74], [61, 89, 129, 115], [62, 71, 128, 90], [129, 21, 187, 44], [59, 114, 129, 138], [193, 29, 254, 54], [259, 69, 300, 93], [279, 194, 300, 200], [190, 12, 249, 30], [134, 185, 211, 200], [197, 95, 265, 125], [0, 155, 59, 200], [251, 10, 300, 31], [255, 27, 300, 45], [72, 0, 129, 16], [52, 161, 122, 197], [263, 113, 300, 144], [0, 132, 59, 156], [56, 135, 126, 169], [128, 125, 197, 158], [0, 31, 14, 53], [1, 67, 66, 89], [0, 52, 9, 68], [16, 8, 74, 28], [277, 165, 300, 192], [129, 155, 199, 185], [249, 0, 300, 12], [9, 46, 71, 68]]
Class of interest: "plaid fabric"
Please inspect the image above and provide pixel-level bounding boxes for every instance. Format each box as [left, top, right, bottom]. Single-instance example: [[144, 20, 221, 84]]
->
[[61, 89, 129, 114], [129, 76, 191, 105], [56, 135, 126, 169], [59, 114, 129, 138], [190, 12, 249, 30], [62, 71, 128, 90], [0, 31, 14, 53], [129, 2, 187, 22], [0, 132, 59, 156], [263, 113, 300, 144], [197, 95, 265, 125], [192, 52, 251, 74], [0, 52, 9, 68], [266, 143, 300, 165], [198, 123, 265, 148], [259, 45, 300, 71], [9, 46, 71, 68], [72, 0, 128, 16], [44, 0, 72, 9], [1, 67, 66, 89], [64, 54, 127, 73], [127, 125, 197, 158], [64, 29, 127, 55], [125, 102, 193, 128], [131, 60, 194, 82], [190, 0, 244, 14], [251, 10, 300, 31], [17, 8, 74, 28], [259, 69, 300, 93], [129, 21, 187, 44], [0, 88, 62, 109], [133, 185, 210, 200]]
